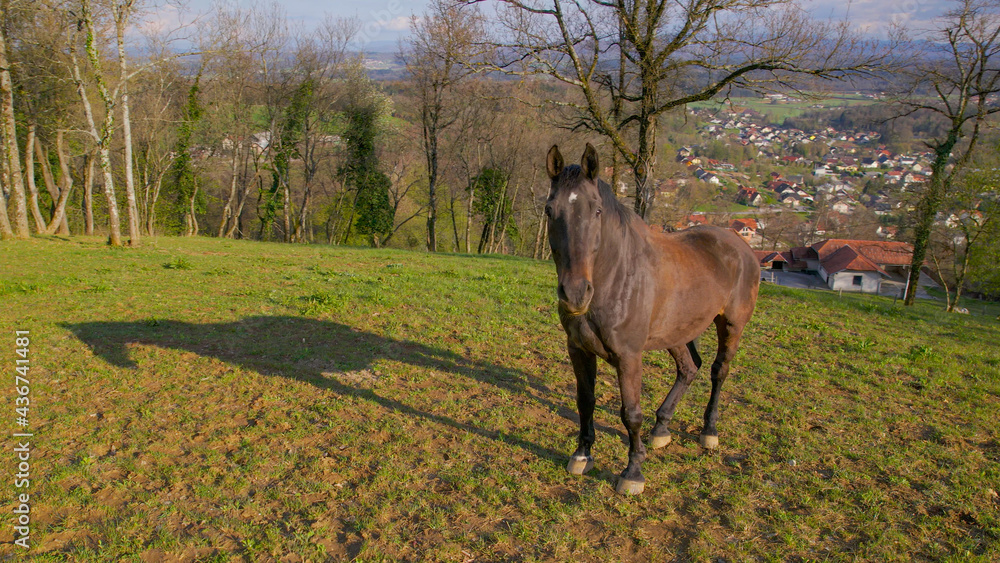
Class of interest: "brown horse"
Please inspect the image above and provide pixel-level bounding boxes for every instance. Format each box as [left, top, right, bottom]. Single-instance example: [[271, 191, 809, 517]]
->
[[545, 144, 759, 495]]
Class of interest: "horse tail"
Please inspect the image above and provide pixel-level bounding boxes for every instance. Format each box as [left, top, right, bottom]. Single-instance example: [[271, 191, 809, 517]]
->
[[687, 340, 702, 370]]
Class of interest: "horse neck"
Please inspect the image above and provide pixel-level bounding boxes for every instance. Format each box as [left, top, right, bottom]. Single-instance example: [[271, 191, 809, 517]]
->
[[593, 216, 649, 283]]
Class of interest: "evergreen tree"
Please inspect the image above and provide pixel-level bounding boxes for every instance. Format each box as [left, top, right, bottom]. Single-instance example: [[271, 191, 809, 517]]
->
[[339, 76, 393, 246], [167, 71, 205, 235]]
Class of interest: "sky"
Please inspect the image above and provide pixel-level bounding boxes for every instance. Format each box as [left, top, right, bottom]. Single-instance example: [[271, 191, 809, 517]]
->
[[144, 0, 954, 50], [141, 0, 433, 50]]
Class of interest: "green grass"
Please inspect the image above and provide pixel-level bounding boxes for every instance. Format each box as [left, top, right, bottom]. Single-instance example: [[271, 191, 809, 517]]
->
[[1, 236, 998, 561], [691, 94, 874, 121]]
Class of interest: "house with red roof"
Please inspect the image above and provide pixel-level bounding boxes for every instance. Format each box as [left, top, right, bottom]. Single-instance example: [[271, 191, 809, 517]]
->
[[736, 186, 762, 206], [784, 239, 915, 293], [730, 218, 761, 246], [676, 214, 708, 229], [819, 246, 888, 292], [755, 250, 797, 270]]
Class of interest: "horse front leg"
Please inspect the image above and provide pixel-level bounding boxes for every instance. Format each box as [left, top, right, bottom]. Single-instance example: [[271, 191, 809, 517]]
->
[[615, 353, 646, 495], [566, 343, 597, 475]]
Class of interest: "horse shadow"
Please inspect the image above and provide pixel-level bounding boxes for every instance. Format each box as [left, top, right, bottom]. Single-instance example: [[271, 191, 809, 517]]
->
[[63, 315, 622, 471]]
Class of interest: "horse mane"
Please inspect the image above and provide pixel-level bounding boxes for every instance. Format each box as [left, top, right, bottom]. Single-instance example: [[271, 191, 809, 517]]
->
[[597, 177, 638, 230]]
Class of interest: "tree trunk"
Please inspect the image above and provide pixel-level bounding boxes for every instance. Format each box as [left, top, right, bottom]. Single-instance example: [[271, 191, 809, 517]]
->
[[225, 179, 251, 239], [147, 169, 166, 237], [542, 225, 550, 260], [225, 151, 259, 239], [43, 131, 74, 235], [282, 178, 292, 242], [98, 146, 122, 245], [33, 139, 68, 235], [930, 251, 952, 311], [0, 22, 28, 238], [218, 142, 241, 237], [327, 188, 348, 245], [77, 0, 122, 246], [0, 184, 12, 239], [632, 106, 656, 220], [905, 141, 955, 306], [465, 185, 474, 253], [0, 142, 12, 238], [83, 153, 95, 235], [450, 194, 461, 252], [611, 150, 621, 198], [24, 125, 48, 233], [296, 182, 312, 243], [495, 179, 521, 254], [186, 176, 200, 236], [117, 12, 141, 246], [950, 235, 973, 313], [341, 188, 360, 245], [533, 214, 546, 260], [477, 220, 490, 254], [424, 109, 440, 252]]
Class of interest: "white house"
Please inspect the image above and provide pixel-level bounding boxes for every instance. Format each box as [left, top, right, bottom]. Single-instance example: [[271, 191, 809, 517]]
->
[[817, 245, 886, 293]]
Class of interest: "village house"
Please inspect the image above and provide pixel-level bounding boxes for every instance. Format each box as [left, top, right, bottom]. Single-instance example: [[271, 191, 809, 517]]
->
[[737, 186, 763, 206], [680, 214, 708, 229], [876, 225, 898, 239], [771, 239, 915, 294], [730, 218, 762, 247], [779, 193, 801, 206], [830, 197, 856, 214]]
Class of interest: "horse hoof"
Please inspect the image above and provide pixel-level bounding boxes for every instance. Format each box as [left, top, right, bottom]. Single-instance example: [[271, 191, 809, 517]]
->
[[648, 433, 672, 449], [566, 456, 594, 475], [700, 434, 719, 450], [616, 477, 645, 495]]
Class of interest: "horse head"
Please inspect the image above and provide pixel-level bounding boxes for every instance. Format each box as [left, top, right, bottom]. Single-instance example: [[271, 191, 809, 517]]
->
[[545, 143, 604, 316]]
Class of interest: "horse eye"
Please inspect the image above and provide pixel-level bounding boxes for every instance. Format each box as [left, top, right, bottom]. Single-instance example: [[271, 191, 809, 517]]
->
[[545, 205, 553, 218], [596, 208, 602, 217]]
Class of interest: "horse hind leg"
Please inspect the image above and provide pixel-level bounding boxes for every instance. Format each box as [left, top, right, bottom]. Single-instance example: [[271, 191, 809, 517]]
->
[[700, 317, 745, 450], [649, 342, 701, 449]]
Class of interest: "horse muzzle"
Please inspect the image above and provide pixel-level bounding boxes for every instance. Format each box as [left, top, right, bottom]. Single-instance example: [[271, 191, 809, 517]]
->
[[558, 278, 594, 316]]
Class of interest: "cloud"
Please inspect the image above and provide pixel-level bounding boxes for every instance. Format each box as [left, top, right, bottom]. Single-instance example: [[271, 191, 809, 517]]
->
[[803, 0, 950, 34], [137, 3, 182, 37], [385, 16, 413, 32]]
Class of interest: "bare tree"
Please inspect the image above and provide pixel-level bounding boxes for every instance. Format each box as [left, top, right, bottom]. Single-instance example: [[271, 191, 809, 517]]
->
[[71, 0, 123, 245], [447, 81, 508, 252], [0, 5, 29, 238], [403, 0, 483, 251], [211, 1, 287, 239], [476, 0, 896, 219], [290, 15, 359, 243], [113, 0, 142, 245], [379, 128, 426, 247], [895, 0, 1000, 305], [129, 52, 180, 237], [929, 167, 1000, 311]]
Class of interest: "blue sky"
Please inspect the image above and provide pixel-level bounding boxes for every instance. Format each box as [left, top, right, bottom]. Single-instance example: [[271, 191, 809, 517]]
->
[[802, 0, 949, 34], [146, 0, 950, 47], [142, 0, 432, 48]]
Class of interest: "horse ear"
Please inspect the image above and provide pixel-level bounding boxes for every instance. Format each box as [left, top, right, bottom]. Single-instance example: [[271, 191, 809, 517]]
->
[[546, 145, 564, 179], [581, 143, 599, 181]]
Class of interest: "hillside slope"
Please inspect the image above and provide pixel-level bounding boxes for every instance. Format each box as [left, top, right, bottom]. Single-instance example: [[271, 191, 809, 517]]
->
[[1, 236, 998, 561]]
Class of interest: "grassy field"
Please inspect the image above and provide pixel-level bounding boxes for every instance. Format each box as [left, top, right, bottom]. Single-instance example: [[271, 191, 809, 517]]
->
[[1, 236, 998, 562], [690, 94, 874, 122]]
